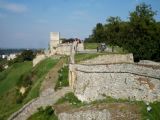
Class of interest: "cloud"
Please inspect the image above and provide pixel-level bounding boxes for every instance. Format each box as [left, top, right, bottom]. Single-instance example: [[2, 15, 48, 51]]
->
[[0, 2, 27, 13]]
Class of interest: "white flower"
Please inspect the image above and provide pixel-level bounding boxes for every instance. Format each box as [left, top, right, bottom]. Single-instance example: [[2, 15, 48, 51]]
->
[[147, 106, 152, 112]]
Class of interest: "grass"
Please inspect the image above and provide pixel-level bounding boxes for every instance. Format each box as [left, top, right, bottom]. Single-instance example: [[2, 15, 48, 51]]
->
[[28, 106, 58, 120], [0, 58, 59, 120], [0, 62, 32, 96], [24, 58, 59, 102], [140, 101, 160, 120], [75, 53, 100, 63], [84, 43, 98, 49], [55, 65, 69, 90], [55, 92, 83, 107], [84, 43, 128, 54]]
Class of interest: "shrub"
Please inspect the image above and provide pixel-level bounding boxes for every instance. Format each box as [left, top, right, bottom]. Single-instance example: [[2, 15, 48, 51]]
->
[[55, 66, 69, 90], [56, 92, 82, 107]]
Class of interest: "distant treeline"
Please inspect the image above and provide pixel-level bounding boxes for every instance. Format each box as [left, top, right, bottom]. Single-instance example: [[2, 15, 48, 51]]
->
[[0, 48, 39, 55], [85, 3, 160, 61]]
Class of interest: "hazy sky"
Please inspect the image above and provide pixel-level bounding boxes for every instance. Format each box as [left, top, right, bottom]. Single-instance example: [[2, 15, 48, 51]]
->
[[0, 0, 160, 48]]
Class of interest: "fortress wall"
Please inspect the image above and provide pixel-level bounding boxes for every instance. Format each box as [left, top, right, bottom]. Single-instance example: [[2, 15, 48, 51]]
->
[[33, 54, 46, 67], [56, 44, 72, 55], [69, 63, 160, 102], [80, 53, 134, 64], [55, 43, 84, 56]]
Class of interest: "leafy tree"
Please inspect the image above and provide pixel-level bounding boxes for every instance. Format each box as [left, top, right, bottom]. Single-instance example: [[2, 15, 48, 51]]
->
[[85, 3, 160, 61]]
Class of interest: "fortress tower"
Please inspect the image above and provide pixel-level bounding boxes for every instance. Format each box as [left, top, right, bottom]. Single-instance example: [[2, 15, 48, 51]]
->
[[50, 32, 62, 54]]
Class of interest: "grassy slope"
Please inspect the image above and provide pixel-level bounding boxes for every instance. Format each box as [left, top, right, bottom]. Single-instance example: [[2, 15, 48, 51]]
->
[[0, 62, 32, 119], [24, 58, 58, 102], [0, 62, 32, 95], [0, 58, 58, 120]]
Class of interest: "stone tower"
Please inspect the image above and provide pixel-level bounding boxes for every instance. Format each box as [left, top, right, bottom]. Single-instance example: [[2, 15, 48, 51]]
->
[[50, 32, 61, 54]]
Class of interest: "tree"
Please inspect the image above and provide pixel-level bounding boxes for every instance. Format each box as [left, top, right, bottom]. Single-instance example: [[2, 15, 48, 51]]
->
[[20, 50, 35, 61], [128, 3, 157, 60], [92, 23, 105, 43], [85, 3, 160, 61]]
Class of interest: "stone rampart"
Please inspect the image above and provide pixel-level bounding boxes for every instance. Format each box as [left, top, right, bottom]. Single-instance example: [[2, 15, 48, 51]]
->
[[80, 53, 134, 64], [56, 44, 72, 55], [55, 43, 84, 56], [33, 54, 46, 67], [69, 63, 160, 102]]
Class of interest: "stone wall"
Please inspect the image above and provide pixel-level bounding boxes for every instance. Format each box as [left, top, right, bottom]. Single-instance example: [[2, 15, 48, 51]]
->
[[80, 53, 134, 64], [55, 43, 84, 56], [69, 63, 160, 102], [58, 109, 111, 120], [33, 54, 46, 67], [138, 60, 160, 66], [56, 44, 72, 55], [57, 103, 141, 120]]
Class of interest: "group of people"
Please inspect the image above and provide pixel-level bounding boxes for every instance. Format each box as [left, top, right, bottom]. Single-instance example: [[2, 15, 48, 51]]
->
[[97, 43, 107, 52]]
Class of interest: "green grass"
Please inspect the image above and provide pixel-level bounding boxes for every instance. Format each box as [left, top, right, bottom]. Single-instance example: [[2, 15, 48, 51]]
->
[[84, 43, 98, 49], [75, 53, 100, 63], [140, 102, 160, 120], [0, 62, 32, 96], [55, 65, 69, 90], [0, 58, 59, 120], [28, 106, 58, 120], [24, 58, 59, 102], [55, 92, 83, 107]]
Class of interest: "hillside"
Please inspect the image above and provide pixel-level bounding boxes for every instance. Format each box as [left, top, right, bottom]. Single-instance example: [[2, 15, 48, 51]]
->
[[0, 58, 58, 120]]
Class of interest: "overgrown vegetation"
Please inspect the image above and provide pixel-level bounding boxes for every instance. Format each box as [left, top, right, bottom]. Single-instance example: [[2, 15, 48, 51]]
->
[[55, 65, 69, 90], [141, 102, 160, 120], [28, 106, 58, 120], [0, 58, 58, 120], [85, 3, 160, 61], [8, 50, 36, 66], [55, 92, 83, 107], [23, 58, 59, 103]]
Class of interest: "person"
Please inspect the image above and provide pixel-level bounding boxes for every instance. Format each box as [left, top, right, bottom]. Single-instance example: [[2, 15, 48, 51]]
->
[[97, 46, 99, 52]]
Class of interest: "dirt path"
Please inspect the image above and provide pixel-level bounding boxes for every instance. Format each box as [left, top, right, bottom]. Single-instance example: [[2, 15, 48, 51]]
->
[[40, 58, 65, 96], [8, 58, 73, 120]]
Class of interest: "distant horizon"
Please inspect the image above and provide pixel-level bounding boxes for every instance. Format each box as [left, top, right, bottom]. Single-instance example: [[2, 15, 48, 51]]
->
[[0, 0, 160, 48]]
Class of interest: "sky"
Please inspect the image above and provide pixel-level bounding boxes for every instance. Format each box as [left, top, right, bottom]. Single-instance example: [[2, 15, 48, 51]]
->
[[0, 0, 160, 48]]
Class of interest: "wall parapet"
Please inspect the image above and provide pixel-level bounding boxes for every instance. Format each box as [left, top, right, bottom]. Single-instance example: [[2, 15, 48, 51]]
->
[[72, 63, 160, 79]]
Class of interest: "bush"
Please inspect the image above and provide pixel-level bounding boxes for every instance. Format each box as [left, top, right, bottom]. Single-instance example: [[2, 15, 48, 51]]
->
[[45, 106, 54, 115], [56, 92, 82, 107], [28, 106, 58, 120], [17, 72, 33, 87], [8, 50, 35, 66]]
